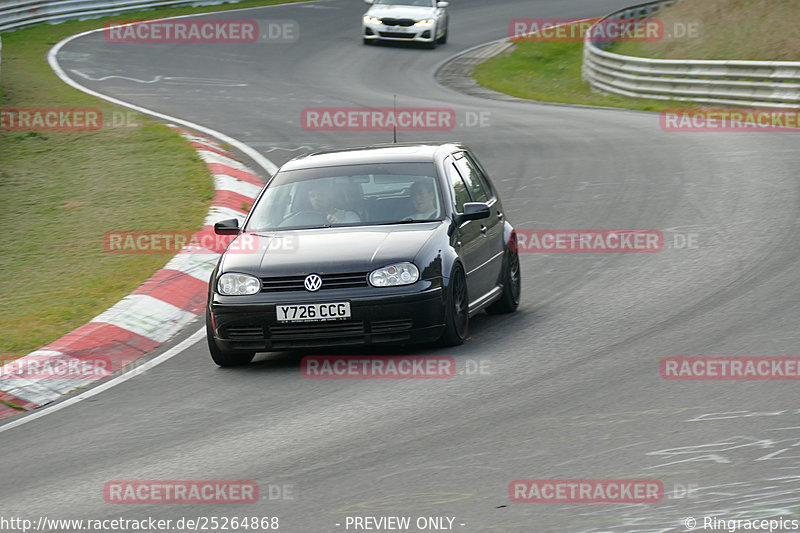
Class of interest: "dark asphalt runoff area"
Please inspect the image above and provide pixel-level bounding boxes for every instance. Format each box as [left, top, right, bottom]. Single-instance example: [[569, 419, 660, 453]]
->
[[3, 0, 800, 531]]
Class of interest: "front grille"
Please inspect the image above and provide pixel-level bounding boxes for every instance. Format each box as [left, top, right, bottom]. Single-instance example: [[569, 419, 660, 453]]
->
[[380, 18, 415, 27], [224, 318, 419, 350], [269, 321, 367, 347], [226, 326, 265, 340], [379, 31, 415, 39], [261, 272, 368, 292], [370, 319, 413, 333], [269, 321, 366, 340]]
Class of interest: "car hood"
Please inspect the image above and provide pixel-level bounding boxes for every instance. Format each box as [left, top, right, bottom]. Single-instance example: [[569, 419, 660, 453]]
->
[[219, 224, 441, 276], [366, 5, 438, 20]]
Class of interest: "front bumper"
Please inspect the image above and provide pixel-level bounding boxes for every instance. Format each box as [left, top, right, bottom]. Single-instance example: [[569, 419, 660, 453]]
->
[[363, 23, 436, 43], [209, 286, 445, 351]]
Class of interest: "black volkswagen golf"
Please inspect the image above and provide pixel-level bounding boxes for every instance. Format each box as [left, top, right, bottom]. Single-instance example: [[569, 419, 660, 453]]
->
[[206, 143, 520, 366]]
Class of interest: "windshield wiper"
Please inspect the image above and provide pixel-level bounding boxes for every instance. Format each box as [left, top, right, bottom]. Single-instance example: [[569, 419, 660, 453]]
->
[[373, 219, 439, 226]]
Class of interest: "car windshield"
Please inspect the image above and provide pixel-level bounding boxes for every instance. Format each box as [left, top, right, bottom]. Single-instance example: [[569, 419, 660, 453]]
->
[[374, 0, 435, 6], [245, 162, 444, 232]]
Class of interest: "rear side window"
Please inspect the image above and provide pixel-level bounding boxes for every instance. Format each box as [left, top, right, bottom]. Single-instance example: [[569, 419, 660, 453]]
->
[[453, 153, 489, 203], [468, 154, 495, 199], [445, 161, 471, 212]]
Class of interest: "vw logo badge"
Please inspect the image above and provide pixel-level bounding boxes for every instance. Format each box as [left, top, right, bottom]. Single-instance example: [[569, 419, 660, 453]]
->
[[304, 274, 323, 292]]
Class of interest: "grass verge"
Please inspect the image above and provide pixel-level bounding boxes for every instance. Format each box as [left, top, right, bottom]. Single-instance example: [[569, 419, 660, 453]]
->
[[0, 1, 301, 359], [474, 0, 799, 111], [0, 400, 26, 412], [613, 0, 800, 61], [472, 23, 689, 112]]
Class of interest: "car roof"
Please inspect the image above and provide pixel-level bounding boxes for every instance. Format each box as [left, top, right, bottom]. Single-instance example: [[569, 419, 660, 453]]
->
[[279, 143, 465, 170]]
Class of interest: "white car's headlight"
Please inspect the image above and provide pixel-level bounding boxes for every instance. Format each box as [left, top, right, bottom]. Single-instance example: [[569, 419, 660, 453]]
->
[[363, 15, 382, 24], [218, 273, 261, 295], [369, 263, 420, 287], [414, 18, 435, 26]]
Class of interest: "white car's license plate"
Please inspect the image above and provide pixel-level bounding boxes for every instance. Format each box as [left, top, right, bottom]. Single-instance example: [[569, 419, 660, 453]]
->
[[276, 302, 351, 322], [387, 26, 410, 32]]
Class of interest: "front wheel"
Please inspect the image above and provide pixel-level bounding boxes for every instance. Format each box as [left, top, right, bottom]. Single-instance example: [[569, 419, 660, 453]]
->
[[439, 264, 468, 346], [486, 249, 521, 314], [438, 26, 448, 44], [206, 311, 255, 367]]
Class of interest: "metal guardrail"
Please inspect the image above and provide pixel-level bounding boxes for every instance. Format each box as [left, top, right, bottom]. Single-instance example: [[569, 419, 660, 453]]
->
[[582, 0, 800, 108], [0, 0, 245, 33]]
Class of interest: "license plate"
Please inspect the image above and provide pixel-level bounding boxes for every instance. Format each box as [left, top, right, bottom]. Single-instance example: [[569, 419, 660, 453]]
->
[[276, 302, 351, 322], [386, 26, 409, 32]]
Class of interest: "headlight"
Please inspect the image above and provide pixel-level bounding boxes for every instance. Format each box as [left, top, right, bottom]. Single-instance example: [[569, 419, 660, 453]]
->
[[363, 15, 381, 24], [369, 263, 420, 287], [217, 273, 261, 295], [414, 18, 435, 26]]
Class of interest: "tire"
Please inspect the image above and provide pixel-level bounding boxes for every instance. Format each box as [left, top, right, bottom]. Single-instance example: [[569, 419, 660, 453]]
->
[[486, 248, 521, 314], [438, 26, 448, 44], [206, 311, 255, 367], [438, 264, 468, 346]]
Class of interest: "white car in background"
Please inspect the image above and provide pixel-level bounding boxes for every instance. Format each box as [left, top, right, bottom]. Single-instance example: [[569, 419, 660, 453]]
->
[[362, 0, 449, 49]]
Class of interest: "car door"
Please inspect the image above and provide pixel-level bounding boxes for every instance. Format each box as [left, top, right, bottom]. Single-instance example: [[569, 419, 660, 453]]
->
[[444, 156, 492, 306], [452, 151, 505, 293]]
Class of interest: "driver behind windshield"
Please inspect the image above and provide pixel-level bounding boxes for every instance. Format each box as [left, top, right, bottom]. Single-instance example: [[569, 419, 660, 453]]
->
[[308, 181, 361, 225], [405, 180, 439, 220]]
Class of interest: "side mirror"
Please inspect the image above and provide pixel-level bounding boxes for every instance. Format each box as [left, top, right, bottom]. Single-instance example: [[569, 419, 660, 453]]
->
[[214, 218, 240, 235], [454, 202, 490, 225], [364, 0, 374, 4], [437, 1, 449, 7]]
